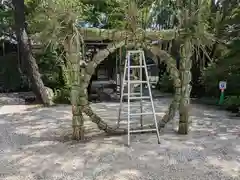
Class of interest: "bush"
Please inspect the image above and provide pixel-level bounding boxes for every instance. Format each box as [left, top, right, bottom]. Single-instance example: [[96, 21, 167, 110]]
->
[[0, 45, 66, 93], [36, 46, 65, 89], [157, 72, 174, 93], [0, 53, 30, 92], [53, 87, 71, 104], [202, 40, 240, 98], [224, 96, 240, 112], [201, 40, 240, 109]]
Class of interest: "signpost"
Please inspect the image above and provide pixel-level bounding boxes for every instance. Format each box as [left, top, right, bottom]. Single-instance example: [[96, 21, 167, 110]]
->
[[219, 81, 227, 105]]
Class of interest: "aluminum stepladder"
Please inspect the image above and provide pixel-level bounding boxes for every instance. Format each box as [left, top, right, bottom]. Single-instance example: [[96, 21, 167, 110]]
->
[[117, 49, 161, 146]]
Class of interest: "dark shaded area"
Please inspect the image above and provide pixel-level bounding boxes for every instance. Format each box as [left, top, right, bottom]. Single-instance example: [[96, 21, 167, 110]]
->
[[0, 39, 30, 93]]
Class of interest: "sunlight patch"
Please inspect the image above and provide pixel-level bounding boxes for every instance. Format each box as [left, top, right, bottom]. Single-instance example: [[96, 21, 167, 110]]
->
[[207, 156, 240, 177], [114, 169, 142, 180]]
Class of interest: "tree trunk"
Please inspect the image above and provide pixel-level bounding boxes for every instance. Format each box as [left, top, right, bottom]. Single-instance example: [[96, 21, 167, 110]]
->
[[12, 0, 53, 106], [178, 39, 192, 134]]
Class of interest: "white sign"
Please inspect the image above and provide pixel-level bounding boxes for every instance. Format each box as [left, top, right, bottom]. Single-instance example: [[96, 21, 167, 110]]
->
[[219, 81, 227, 90]]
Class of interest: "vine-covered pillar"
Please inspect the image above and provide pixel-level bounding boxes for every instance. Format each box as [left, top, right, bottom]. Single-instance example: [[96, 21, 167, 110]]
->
[[178, 39, 193, 134], [148, 47, 181, 128], [64, 35, 86, 140], [80, 41, 127, 135]]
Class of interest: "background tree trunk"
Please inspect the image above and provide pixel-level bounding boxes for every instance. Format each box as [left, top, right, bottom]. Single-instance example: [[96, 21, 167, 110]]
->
[[12, 0, 53, 106]]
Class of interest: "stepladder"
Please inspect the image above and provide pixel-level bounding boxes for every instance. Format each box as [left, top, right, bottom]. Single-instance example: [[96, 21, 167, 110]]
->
[[117, 49, 161, 146]]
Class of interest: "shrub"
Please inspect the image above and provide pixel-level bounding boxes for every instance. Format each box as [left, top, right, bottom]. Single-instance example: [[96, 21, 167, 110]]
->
[[224, 96, 240, 112], [53, 87, 71, 104], [0, 53, 30, 92], [202, 40, 240, 98], [157, 72, 174, 93]]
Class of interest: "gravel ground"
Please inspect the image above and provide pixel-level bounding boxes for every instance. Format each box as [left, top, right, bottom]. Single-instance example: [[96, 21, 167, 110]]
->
[[0, 97, 239, 180]]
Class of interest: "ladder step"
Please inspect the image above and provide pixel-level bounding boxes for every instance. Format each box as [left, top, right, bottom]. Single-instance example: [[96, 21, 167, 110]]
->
[[130, 129, 157, 133], [125, 80, 148, 84], [118, 120, 142, 124], [128, 66, 144, 68], [129, 112, 153, 116], [128, 50, 143, 53], [129, 96, 150, 100], [121, 111, 163, 115], [123, 93, 141, 96], [119, 50, 161, 145], [122, 104, 142, 107]]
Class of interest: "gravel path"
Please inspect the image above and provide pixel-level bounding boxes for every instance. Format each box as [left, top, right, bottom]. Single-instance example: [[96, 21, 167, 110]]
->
[[0, 97, 239, 180]]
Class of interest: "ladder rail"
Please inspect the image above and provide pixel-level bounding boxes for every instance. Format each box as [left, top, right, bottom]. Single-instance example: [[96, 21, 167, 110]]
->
[[117, 53, 128, 127], [127, 51, 131, 146], [140, 52, 143, 129], [142, 51, 161, 144], [117, 49, 161, 146]]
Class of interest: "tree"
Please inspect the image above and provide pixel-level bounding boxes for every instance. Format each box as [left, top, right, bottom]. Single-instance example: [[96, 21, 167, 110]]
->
[[12, 0, 53, 106], [0, 0, 14, 39]]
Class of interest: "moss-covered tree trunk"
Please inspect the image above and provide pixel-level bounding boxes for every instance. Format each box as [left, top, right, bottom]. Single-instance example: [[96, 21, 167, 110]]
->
[[178, 39, 193, 134]]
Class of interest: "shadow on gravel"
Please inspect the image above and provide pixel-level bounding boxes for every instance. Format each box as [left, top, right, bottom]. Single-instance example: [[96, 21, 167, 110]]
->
[[0, 102, 239, 180]]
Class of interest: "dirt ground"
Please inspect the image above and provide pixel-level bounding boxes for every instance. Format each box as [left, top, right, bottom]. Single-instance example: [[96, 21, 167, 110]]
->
[[0, 97, 239, 180]]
